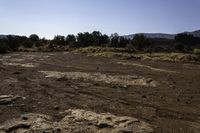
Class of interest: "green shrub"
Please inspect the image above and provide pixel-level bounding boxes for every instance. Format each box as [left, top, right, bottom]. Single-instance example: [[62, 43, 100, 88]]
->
[[22, 39, 34, 48], [175, 44, 185, 52], [0, 43, 9, 53]]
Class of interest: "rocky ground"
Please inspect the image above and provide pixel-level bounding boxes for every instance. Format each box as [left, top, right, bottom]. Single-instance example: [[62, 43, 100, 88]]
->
[[0, 52, 200, 133]]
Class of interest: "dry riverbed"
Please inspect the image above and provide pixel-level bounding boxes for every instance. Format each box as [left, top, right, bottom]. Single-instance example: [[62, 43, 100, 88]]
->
[[0, 52, 200, 133]]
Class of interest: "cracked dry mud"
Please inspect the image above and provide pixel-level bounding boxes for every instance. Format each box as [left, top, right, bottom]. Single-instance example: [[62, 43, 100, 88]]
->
[[0, 52, 200, 133]]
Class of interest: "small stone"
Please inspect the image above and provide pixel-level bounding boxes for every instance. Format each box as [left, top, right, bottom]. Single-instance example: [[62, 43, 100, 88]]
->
[[169, 85, 174, 88], [147, 79, 153, 83], [111, 85, 118, 88], [93, 83, 99, 86], [32, 106, 37, 108], [106, 117, 112, 121], [142, 95, 147, 98], [117, 130, 133, 133], [13, 72, 21, 75], [0, 95, 19, 105], [185, 101, 189, 104], [122, 85, 128, 89], [22, 116, 28, 120], [54, 106, 60, 110], [56, 77, 68, 81], [55, 128, 61, 132], [97, 123, 113, 129], [22, 97, 26, 100]]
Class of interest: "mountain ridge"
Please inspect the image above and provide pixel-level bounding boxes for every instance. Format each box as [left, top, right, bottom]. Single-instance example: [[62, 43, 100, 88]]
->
[[123, 29, 200, 40], [0, 35, 7, 39]]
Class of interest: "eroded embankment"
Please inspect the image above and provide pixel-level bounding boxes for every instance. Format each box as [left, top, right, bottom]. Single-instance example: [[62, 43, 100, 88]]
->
[[0, 109, 153, 133]]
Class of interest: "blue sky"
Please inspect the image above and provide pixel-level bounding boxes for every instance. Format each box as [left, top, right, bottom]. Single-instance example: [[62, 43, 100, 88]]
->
[[0, 0, 200, 39]]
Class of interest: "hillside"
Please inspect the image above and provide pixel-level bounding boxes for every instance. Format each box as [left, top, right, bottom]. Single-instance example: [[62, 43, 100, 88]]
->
[[123, 29, 200, 40], [0, 35, 7, 39], [184, 29, 200, 37]]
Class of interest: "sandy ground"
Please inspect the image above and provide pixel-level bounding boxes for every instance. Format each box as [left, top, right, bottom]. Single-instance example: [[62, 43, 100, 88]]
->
[[0, 52, 200, 133]]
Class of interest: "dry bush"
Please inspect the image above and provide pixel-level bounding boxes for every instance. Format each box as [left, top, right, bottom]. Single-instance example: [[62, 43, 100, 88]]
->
[[193, 49, 200, 55]]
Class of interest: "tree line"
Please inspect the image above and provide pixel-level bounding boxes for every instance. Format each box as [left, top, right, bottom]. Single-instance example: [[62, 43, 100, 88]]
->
[[174, 33, 200, 51], [0, 31, 200, 53]]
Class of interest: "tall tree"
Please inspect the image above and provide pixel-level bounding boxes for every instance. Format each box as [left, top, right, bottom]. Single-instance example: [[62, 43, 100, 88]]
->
[[132, 34, 153, 51], [66, 34, 76, 47], [92, 31, 102, 46], [77, 32, 94, 47], [29, 34, 39, 42], [175, 33, 196, 45], [99, 34, 110, 47], [119, 37, 130, 48], [6, 35, 21, 51], [110, 33, 120, 47], [52, 35, 66, 45]]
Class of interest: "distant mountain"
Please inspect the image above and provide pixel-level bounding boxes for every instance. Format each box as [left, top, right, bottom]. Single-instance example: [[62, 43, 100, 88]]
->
[[123, 33, 175, 40], [123, 29, 200, 40], [0, 35, 7, 39], [0, 35, 18, 39], [183, 30, 200, 37]]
